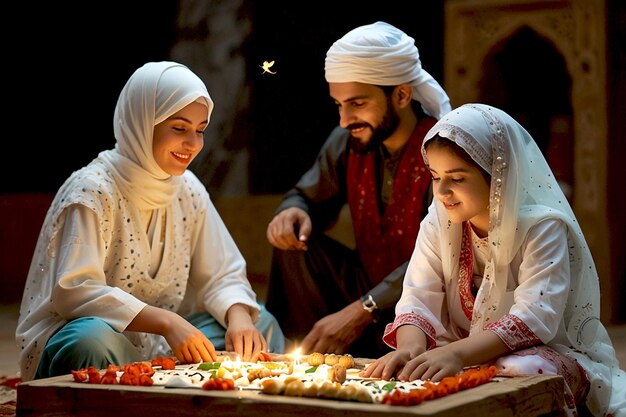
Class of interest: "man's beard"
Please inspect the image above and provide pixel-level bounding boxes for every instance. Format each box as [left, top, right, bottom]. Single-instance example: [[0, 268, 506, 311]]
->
[[348, 102, 400, 154]]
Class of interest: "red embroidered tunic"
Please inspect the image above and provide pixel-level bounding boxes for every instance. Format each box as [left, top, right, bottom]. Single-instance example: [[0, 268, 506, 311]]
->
[[346, 119, 434, 285]]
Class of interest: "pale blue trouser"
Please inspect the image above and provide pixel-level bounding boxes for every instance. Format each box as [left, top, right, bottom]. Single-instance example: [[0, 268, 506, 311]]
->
[[36, 304, 285, 379]]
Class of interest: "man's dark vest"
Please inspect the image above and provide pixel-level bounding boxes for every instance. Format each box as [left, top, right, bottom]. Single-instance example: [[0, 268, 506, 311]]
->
[[346, 117, 435, 285]]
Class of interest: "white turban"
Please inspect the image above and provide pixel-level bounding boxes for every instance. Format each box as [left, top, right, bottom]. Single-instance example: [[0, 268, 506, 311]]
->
[[325, 21, 451, 119]]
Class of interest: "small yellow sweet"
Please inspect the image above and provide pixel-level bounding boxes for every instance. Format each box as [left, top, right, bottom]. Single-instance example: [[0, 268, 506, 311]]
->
[[324, 353, 339, 365], [330, 364, 347, 384], [261, 378, 285, 395], [338, 354, 355, 369], [307, 352, 325, 366], [284, 379, 305, 397]]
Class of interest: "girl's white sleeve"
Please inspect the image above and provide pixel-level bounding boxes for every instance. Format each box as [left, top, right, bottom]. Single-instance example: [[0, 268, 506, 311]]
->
[[396, 210, 449, 337]]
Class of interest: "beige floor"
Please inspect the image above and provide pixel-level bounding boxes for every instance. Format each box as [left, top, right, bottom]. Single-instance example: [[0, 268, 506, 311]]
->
[[2, 302, 626, 378]]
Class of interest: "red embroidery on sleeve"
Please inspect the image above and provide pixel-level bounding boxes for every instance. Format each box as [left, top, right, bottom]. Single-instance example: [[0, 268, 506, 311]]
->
[[485, 314, 541, 350], [383, 312, 437, 350]]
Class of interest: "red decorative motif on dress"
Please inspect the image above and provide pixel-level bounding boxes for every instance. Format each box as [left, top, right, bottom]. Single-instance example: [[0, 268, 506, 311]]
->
[[383, 312, 436, 350], [459, 221, 475, 321], [484, 314, 541, 350]]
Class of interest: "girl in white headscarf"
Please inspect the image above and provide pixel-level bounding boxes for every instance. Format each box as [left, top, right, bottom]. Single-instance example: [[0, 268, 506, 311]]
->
[[16, 61, 284, 382], [362, 104, 625, 416]]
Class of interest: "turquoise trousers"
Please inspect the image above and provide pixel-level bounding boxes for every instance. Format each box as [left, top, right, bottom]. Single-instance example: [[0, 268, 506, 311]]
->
[[36, 304, 285, 379]]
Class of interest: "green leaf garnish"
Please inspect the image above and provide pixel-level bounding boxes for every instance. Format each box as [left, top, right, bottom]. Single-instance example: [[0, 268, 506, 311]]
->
[[198, 362, 222, 370], [382, 381, 397, 391], [305, 366, 318, 373]]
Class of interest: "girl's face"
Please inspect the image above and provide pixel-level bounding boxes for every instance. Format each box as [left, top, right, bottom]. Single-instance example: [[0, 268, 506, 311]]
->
[[426, 143, 491, 237], [153, 101, 208, 176]]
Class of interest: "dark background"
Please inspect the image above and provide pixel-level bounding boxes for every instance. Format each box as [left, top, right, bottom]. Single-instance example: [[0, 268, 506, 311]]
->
[[4, 1, 444, 195], [4, 2, 178, 193]]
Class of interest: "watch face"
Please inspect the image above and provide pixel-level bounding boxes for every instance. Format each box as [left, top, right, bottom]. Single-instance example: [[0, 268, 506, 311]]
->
[[361, 295, 377, 311]]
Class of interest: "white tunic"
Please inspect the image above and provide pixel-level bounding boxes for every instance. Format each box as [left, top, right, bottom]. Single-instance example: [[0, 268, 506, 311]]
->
[[396, 214, 570, 350], [16, 165, 258, 381]]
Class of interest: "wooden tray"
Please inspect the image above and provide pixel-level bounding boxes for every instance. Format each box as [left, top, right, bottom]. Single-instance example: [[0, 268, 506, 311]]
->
[[16, 373, 565, 417]]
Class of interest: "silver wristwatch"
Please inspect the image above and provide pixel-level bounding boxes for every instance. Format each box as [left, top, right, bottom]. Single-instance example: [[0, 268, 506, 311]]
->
[[360, 294, 380, 322], [360, 294, 378, 312]]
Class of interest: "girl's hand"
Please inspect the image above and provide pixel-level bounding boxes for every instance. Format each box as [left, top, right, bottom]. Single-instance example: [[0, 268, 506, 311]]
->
[[398, 345, 464, 382], [361, 324, 428, 380], [360, 348, 418, 381]]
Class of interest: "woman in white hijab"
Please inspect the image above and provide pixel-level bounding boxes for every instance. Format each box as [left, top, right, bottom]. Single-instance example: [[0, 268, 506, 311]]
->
[[16, 61, 284, 381], [362, 104, 625, 416]]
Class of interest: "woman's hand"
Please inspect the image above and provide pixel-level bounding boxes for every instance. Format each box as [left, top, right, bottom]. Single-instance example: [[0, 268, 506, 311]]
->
[[170, 327, 218, 364], [127, 305, 217, 364], [224, 304, 267, 361]]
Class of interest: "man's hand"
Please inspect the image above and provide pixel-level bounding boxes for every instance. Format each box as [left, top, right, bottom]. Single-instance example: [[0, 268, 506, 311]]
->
[[266, 207, 311, 251], [300, 300, 370, 354]]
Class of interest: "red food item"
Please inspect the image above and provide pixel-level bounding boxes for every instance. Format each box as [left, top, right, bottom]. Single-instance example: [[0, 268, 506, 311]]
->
[[381, 365, 498, 406], [151, 355, 164, 366], [100, 369, 118, 385], [71, 369, 88, 382], [86, 366, 101, 384], [106, 364, 123, 373], [202, 377, 235, 391], [151, 355, 177, 369], [119, 372, 138, 386], [69, 355, 175, 386], [134, 361, 155, 376], [161, 357, 176, 370], [138, 373, 154, 386]]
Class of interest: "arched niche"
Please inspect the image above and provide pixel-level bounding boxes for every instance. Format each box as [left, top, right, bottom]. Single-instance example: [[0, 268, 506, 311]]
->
[[481, 26, 574, 201]]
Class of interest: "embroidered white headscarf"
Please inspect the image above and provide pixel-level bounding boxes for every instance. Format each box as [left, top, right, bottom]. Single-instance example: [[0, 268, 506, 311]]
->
[[325, 21, 451, 119], [98, 61, 213, 210], [422, 103, 624, 415]]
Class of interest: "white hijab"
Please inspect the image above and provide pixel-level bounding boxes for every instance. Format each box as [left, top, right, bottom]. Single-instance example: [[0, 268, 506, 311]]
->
[[98, 61, 214, 210], [422, 103, 624, 415], [325, 21, 451, 119]]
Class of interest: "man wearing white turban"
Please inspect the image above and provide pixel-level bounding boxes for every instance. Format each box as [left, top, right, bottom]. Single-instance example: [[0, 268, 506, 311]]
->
[[266, 22, 451, 357]]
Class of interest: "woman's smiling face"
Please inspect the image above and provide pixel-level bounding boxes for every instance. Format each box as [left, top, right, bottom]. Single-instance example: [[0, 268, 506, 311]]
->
[[152, 101, 208, 176], [425, 141, 491, 237]]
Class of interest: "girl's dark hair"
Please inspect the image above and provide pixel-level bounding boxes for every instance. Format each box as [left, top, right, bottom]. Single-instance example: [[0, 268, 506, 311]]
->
[[424, 135, 491, 183]]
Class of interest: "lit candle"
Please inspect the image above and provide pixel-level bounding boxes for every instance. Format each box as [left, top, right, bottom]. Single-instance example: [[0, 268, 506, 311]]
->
[[293, 347, 302, 366]]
